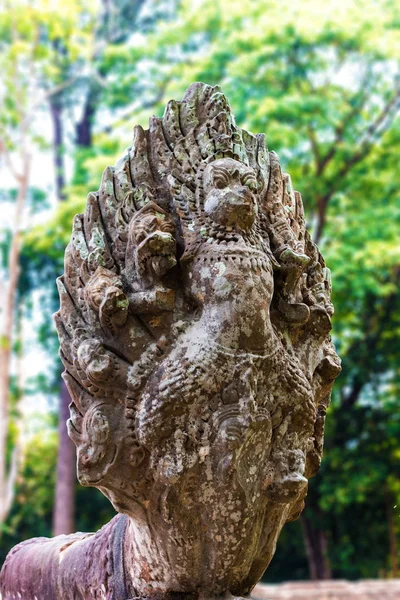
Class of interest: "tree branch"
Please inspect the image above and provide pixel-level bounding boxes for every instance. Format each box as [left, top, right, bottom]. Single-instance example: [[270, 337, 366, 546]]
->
[[308, 126, 321, 172], [316, 68, 373, 177], [98, 81, 169, 135], [313, 84, 400, 244], [0, 140, 22, 182], [340, 277, 399, 410]]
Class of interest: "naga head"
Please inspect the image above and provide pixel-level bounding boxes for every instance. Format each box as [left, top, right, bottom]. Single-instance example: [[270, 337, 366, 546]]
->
[[69, 403, 116, 486], [127, 201, 177, 284], [203, 158, 259, 231], [85, 267, 129, 334]]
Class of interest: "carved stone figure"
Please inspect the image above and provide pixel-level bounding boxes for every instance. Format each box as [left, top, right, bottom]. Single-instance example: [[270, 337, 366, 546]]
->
[[0, 83, 341, 600]]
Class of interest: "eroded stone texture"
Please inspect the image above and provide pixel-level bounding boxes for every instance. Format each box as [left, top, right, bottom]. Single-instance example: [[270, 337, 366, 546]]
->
[[0, 83, 341, 600]]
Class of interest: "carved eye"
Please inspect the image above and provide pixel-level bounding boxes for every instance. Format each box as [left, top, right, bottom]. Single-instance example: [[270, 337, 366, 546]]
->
[[84, 409, 110, 445], [135, 229, 147, 245], [147, 216, 159, 233], [214, 177, 227, 189], [134, 215, 160, 244], [243, 175, 258, 192], [91, 291, 103, 309], [161, 220, 174, 235], [211, 165, 230, 189]]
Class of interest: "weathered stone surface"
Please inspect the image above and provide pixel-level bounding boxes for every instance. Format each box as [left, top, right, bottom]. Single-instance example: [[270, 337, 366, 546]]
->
[[0, 83, 340, 600], [254, 580, 400, 599]]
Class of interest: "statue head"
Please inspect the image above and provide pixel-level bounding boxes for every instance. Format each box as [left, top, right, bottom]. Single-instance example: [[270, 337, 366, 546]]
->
[[126, 201, 177, 284], [203, 158, 259, 231]]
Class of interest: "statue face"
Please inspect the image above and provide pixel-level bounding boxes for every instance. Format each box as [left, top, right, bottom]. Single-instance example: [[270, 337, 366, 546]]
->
[[66, 399, 125, 487], [129, 205, 177, 281], [203, 158, 259, 231]]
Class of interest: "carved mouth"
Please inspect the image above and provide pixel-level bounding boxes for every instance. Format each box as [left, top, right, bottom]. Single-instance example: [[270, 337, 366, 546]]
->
[[137, 231, 175, 256], [79, 444, 118, 486], [147, 254, 177, 279], [137, 232, 177, 278]]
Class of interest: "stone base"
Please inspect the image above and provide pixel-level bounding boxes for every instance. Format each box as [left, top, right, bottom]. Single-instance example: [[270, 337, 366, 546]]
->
[[253, 580, 400, 599]]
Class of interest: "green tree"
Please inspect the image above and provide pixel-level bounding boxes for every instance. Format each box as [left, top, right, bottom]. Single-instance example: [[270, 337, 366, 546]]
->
[[4, 0, 180, 538], [0, 0, 98, 531], [4, 0, 400, 581]]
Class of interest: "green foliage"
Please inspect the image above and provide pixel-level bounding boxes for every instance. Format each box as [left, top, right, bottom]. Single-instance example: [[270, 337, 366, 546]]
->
[[0, 417, 57, 560], [263, 521, 308, 582]]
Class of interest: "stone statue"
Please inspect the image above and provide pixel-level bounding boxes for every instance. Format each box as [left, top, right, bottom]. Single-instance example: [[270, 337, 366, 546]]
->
[[0, 83, 341, 600]]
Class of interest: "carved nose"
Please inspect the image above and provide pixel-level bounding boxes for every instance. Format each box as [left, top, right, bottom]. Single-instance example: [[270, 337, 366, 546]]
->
[[228, 188, 253, 206], [238, 186, 251, 197], [148, 232, 174, 252]]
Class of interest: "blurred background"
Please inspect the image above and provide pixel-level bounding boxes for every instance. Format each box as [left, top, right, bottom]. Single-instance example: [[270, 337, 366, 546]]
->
[[1, 0, 400, 583]]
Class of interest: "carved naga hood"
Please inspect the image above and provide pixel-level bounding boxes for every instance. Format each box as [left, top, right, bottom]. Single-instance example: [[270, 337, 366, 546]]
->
[[1, 83, 340, 600]]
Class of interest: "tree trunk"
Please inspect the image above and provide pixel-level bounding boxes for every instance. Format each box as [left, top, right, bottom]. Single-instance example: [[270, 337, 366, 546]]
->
[[301, 515, 332, 580], [76, 88, 98, 148], [49, 96, 66, 201], [52, 378, 76, 536], [385, 486, 399, 578], [50, 96, 77, 535], [0, 162, 29, 526]]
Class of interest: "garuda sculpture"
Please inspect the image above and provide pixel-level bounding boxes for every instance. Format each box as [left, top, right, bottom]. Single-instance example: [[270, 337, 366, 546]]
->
[[0, 83, 341, 600]]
